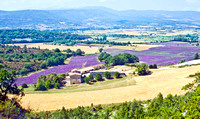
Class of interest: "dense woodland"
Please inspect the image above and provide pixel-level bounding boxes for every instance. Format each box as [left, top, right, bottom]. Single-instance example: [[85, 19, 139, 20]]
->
[[0, 29, 91, 44], [0, 44, 84, 76], [98, 52, 139, 66]]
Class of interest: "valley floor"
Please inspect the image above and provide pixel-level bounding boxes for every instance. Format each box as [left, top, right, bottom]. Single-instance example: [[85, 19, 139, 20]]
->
[[21, 65, 199, 111]]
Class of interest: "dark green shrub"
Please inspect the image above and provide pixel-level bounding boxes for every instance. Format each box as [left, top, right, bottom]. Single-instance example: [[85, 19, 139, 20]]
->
[[45, 79, 51, 89], [40, 62, 47, 69], [194, 53, 199, 60], [135, 63, 149, 75], [54, 48, 61, 52], [89, 74, 94, 80], [84, 77, 90, 84], [35, 81, 46, 91], [95, 73, 102, 81], [104, 71, 111, 79], [54, 82, 60, 89], [114, 72, 120, 78], [21, 83, 28, 88]]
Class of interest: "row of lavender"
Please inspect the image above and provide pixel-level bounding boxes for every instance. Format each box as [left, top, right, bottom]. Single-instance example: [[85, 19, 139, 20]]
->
[[104, 42, 200, 66], [16, 55, 104, 85]]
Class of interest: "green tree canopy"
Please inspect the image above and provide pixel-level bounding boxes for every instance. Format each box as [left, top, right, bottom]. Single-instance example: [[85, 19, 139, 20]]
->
[[0, 68, 24, 100], [104, 71, 111, 79], [135, 63, 149, 75], [95, 73, 102, 81]]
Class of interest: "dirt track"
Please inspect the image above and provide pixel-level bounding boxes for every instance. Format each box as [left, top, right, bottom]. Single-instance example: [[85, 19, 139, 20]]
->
[[21, 65, 199, 111]]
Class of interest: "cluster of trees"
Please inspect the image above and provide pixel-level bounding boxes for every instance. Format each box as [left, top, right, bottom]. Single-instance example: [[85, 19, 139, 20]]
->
[[1, 66, 200, 118], [98, 52, 139, 66], [53, 39, 129, 46], [109, 34, 136, 38], [135, 63, 150, 75], [149, 64, 158, 69], [173, 34, 199, 42], [35, 73, 67, 91], [0, 45, 85, 76], [63, 48, 85, 56], [84, 74, 94, 84], [0, 29, 91, 44], [84, 72, 121, 84]]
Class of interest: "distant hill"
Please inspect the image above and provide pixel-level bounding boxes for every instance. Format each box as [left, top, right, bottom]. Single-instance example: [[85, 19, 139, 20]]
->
[[0, 7, 200, 30]]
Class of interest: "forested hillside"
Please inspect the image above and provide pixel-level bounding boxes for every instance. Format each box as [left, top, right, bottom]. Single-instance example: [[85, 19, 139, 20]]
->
[[0, 7, 200, 29]]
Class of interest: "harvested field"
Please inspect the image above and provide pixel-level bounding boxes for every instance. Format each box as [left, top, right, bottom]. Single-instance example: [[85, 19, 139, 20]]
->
[[20, 65, 199, 111], [9, 43, 100, 54]]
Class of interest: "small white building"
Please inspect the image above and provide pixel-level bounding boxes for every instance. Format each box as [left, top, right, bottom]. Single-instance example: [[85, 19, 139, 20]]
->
[[67, 73, 82, 85]]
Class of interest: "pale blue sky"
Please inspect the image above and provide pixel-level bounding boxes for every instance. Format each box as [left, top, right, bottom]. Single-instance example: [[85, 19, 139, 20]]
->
[[0, 0, 200, 11]]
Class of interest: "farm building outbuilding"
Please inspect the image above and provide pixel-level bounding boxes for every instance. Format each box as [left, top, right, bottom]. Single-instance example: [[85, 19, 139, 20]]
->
[[67, 73, 82, 85]]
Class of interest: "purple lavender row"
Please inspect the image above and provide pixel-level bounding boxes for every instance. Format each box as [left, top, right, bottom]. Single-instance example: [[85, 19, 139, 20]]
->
[[104, 42, 200, 66], [15, 55, 104, 85]]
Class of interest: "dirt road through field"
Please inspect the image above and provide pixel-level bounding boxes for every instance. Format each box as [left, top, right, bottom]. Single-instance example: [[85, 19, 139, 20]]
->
[[21, 65, 199, 111]]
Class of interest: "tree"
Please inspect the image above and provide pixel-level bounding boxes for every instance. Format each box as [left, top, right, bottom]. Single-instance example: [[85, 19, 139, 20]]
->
[[0, 68, 24, 100], [149, 64, 157, 69], [99, 48, 103, 53], [194, 53, 199, 60], [54, 48, 61, 53], [75, 49, 84, 56], [23, 45, 27, 53], [84, 77, 90, 84], [103, 35, 107, 41], [65, 48, 72, 53], [24, 63, 33, 69], [153, 64, 157, 69], [114, 72, 120, 78], [135, 63, 149, 75], [54, 82, 60, 89], [89, 74, 94, 80], [21, 83, 28, 88], [35, 81, 46, 91], [95, 73, 102, 81], [104, 71, 111, 79], [40, 62, 47, 69], [45, 79, 51, 89]]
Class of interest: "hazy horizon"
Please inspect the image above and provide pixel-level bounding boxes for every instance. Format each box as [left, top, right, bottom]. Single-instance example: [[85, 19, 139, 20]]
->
[[0, 0, 200, 12]]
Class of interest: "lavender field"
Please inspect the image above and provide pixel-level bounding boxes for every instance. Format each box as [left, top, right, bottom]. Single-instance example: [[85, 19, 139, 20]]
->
[[104, 42, 200, 66], [16, 55, 104, 85]]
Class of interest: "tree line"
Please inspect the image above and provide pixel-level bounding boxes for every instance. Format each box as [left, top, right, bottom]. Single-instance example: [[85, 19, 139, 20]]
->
[[0, 29, 91, 44]]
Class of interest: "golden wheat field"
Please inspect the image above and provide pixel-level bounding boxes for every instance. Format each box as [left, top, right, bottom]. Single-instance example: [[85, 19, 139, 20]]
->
[[9, 43, 100, 54], [20, 65, 199, 111]]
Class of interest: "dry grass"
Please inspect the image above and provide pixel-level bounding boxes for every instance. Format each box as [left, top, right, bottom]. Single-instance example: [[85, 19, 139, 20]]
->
[[20, 65, 199, 111], [9, 43, 100, 54]]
